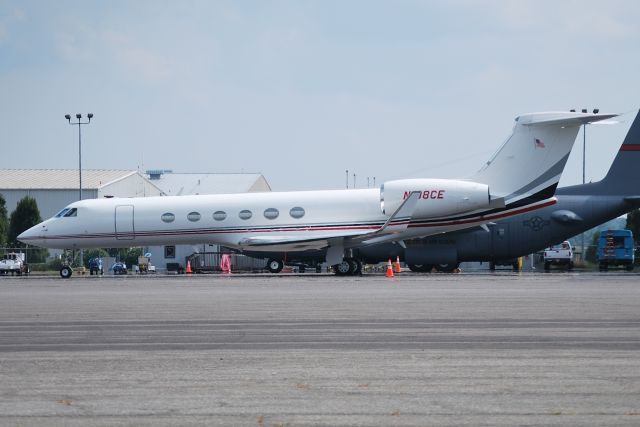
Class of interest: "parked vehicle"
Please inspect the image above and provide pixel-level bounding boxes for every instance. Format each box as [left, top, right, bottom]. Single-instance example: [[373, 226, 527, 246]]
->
[[543, 241, 574, 271], [88, 257, 104, 275], [597, 229, 634, 271], [0, 252, 29, 276], [136, 256, 155, 274], [111, 262, 128, 275]]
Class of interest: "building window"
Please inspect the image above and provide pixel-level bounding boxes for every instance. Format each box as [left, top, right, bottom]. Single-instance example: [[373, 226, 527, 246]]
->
[[164, 246, 176, 259], [289, 207, 305, 219], [187, 211, 201, 222], [239, 210, 252, 220], [161, 213, 175, 223], [213, 211, 227, 221], [264, 208, 279, 220]]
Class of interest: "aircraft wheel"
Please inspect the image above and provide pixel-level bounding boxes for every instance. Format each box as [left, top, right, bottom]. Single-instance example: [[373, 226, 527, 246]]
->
[[60, 266, 73, 279], [348, 258, 362, 276], [408, 264, 432, 273], [333, 260, 353, 276], [266, 259, 284, 274], [435, 263, 459, 273]]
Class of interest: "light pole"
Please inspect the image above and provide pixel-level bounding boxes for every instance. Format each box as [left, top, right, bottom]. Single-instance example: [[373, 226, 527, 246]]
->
[[65, 113, 93, 267], [578, 108, 599, 263]]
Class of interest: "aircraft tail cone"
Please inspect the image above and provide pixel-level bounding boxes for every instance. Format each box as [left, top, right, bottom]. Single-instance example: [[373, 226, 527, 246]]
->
[[186, 260, 193, 275], [386, 259, 394, 278], [395, 256, 402, 273]]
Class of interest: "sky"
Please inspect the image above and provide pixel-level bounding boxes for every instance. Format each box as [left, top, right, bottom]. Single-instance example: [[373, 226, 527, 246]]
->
[[1, 0, 639, 191]]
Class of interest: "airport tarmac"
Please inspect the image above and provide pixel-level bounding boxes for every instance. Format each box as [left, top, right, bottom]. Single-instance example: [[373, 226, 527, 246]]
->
[[1, 272, 640, 426]]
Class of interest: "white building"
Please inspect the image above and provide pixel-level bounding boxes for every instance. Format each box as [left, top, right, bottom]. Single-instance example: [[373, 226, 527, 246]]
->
[[0, 169, 163, 220], [143, 170, 272, 272]]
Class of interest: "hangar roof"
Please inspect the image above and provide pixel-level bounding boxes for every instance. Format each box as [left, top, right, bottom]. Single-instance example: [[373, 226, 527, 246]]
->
[[0, 169, 142, 190], [147, 172, 271, 196]]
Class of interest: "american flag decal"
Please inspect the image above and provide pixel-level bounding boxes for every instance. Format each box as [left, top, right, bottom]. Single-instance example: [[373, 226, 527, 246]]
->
[[534, 138, 545, 149]]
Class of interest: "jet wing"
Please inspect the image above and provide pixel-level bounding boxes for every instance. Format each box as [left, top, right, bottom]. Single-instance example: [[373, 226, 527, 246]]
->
[[236, 192, 422, 251]]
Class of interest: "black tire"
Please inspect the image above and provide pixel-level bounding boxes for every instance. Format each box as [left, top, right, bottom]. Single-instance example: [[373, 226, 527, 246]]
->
[[544, 262, 551, 271], [348, 258, 362, 276], [435, 263, 459, 273], [60, 266, 72, 279], [266, 259, 284, 274], [568, 261, 574, 271], [599, 262, 608, 271], [625, 264, 634, 272], [333, 260, 353, 276], [408, 264, 432, 273]]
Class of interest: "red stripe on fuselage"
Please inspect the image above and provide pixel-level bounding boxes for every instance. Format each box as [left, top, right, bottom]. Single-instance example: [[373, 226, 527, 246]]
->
[[620, 145, 640, 151], [32, 200, 556, 242]]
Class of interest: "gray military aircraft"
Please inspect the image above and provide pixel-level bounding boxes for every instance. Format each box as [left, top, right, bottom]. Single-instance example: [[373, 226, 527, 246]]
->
[[246, 111, 640, 275]]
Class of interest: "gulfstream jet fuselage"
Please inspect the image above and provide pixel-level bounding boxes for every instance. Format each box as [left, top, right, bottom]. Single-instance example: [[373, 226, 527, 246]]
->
[[19, 111, 616, 274]]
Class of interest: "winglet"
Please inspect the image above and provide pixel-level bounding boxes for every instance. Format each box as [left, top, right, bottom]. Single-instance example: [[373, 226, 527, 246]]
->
[[379, 191, 420, 232]]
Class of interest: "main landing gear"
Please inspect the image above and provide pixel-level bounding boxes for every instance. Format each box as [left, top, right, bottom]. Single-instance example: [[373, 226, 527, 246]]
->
[[407, 263, 460, 273], [332, 258, 362, 276]]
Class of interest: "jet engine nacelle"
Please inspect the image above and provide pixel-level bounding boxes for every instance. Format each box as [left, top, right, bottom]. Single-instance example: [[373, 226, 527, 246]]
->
[[380, 178, 492, 219]]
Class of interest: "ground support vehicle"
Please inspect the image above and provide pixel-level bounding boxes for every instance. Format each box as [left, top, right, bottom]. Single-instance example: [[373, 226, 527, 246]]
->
[[111, 262, 128, 275], [136, 256, 155, 274], [88, 257, 104, 275], [0, 252, 29, 276], [597, 229, 634, 271], [543, 241, 574, 271]]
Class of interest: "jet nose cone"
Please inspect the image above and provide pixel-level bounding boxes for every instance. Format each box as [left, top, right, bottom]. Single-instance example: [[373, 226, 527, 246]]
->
[[18, 223, 48, 246]]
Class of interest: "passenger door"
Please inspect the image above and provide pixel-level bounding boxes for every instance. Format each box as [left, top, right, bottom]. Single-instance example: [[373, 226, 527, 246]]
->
[[115, 205, 135, 240]]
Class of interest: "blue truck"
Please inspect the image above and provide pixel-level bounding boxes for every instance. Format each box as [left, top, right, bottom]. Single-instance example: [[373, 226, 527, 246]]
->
[[597, 229, 635, 271]]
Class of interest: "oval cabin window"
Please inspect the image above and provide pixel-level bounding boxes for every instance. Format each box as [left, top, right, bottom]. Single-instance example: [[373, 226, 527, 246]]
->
[[289, 207, 305, 219], [213, 211, 227, 221], [187, 212, 201, 222], [239, 210, 253, 220], [161, 213, 175, 223], [264, 208, 279, 220]]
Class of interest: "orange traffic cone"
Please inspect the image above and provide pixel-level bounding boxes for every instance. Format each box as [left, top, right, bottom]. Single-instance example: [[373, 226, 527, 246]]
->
[[395, 256, 402, 273], [186, 260, 193, 274], [386, 259, 394, 278]]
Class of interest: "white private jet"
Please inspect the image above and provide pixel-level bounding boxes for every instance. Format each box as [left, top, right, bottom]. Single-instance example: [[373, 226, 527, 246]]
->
[[19, 111, 615, 277]]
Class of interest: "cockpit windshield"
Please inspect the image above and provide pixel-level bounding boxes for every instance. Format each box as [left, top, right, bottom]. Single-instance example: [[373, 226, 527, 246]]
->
[[54, 208, 70, 218], [54, 208, 77, 218]]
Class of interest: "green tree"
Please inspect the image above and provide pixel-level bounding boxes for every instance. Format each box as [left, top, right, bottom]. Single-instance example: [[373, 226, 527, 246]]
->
[[0, 193, 8, 247], [8, 196, 42, 246], [83, 248, 110, 268], [8, 196, 48, 263], [585, 231, 601, 264], [625, 209, 640, 244]]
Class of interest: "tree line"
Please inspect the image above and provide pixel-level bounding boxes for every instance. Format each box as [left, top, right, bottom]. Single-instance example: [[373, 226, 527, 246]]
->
[[0, 194, 42, 248]]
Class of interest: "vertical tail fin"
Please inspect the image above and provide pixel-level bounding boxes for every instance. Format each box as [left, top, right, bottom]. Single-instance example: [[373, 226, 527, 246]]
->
[[471, 112, 617, 206], [599, 110, 640, 193]]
